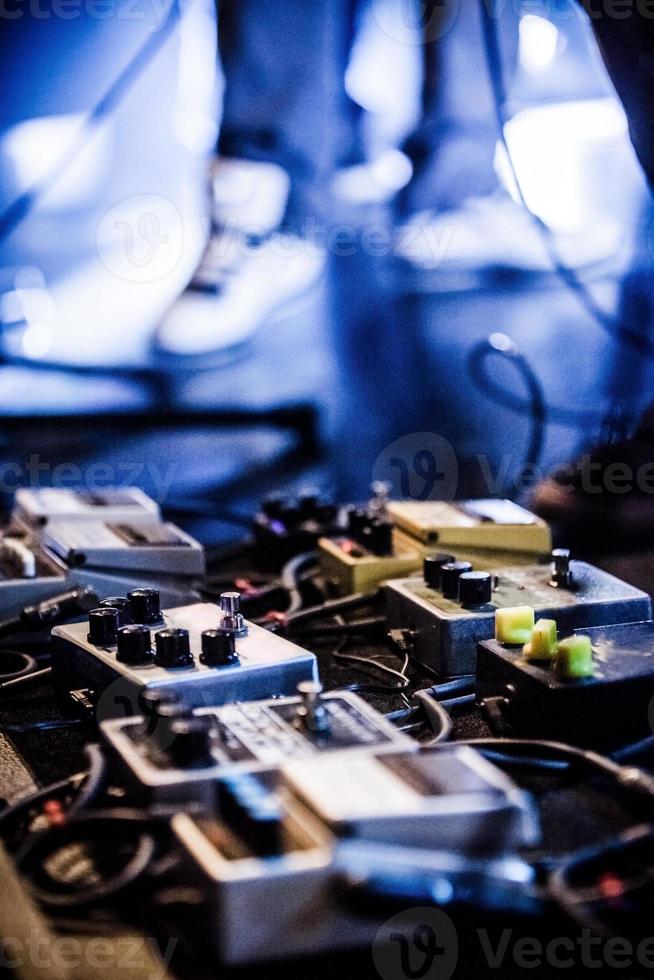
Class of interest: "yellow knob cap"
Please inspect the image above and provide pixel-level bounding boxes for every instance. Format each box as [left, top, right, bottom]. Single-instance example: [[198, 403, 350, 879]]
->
[[523, 619, 558, 662], [556, 635, 594, 680], [495, 606, 535, 645]]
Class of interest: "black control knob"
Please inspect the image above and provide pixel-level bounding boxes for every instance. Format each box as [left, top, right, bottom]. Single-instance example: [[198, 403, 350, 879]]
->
[[116, 624, 152, 665], [99, 596, 132, 626], [440, 561, 473, 600], [423, 553, 456, 590], [362, 519, 393, 557], [298, 493, 319, 516], [167, 716, 214, 768], [458, 571, 493, 608], [128, 589, 162, 625], [144, 697, 190, 747], [154, 628, 194, 668], [200, 628, 239, 667], [551, 549, 573, 589], [261, 497, 285, 519], [87, 607, 120, 646], [347, 507, 368, 540], [138, 687, 181, 716]]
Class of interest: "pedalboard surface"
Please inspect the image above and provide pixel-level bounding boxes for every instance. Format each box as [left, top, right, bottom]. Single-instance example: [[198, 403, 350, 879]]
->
[[101, 688, 414, 804], [52, 596, 317, 719], [477, 620, 654, 747], [384, 555, 651, 675]]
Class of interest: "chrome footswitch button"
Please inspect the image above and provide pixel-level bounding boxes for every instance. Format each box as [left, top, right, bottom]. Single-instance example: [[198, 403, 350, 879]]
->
[[296, 680, 330, 734], [219, 591, 248, 637]]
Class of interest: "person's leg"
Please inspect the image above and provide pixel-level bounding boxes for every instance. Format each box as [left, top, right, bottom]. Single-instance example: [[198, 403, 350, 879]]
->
[[577, 1, 654, 190], [218, 0, 362, 226], [400, 0, 520, 216]]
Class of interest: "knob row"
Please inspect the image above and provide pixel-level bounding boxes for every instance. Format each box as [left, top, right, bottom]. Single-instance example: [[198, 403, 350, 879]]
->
[[91, 620, 240, 668], [423, 553, 493, 607]]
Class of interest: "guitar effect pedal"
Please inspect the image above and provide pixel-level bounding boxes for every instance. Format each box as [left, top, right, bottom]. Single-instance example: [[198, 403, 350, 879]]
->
[[318, 484, 423, 595], [6, 488, 203, 608], [319, 491, 552, 597], [38, 517, 204, 606], [51, 593, 318, 719], [100, 683, 414, 805], [384, 550, 651, 676], [0, 529, 71, 617], [252, 494, 342, 571], [386, 498, 552, 565], [14, 487, 161, 527], [170, 745, 537, 964], [477, 619, 654, 748]]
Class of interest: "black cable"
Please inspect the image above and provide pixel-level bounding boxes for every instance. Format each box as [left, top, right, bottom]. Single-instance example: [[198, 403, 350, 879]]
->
[[0, 743, 105, 839], [415, 689, 453, 743], [291, 617, 387, 638], [612, 736, 654, 762], [438, 694, 476, 711], [467, 335, 546, 494], [0, 666, 51, 695], [162, 501, 253, 528], [479, 0, 654, 360], [280, 551, 318, 615], [457, 738, 654, 806], [0, 618, 22, 641], [549, 823, 654, 934], [0, 650, 37, 683], [16, 810, 157, 910], [467, 340, 609, 429], [2, 718, 82, 734], [282, 592, 377, 629], [430, 676, 475, 699], [0, 2, 181, 247]]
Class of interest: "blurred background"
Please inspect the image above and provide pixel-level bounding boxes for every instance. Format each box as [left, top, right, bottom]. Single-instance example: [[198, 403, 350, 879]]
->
[[1, 0, 653, 549]]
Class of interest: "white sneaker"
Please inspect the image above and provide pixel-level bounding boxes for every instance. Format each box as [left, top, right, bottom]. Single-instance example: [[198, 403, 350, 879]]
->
[[155, 230, 325, 358], [395, 194, 623, 273]]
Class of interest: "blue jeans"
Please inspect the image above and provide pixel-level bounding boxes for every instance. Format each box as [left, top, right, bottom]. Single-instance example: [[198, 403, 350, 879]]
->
[[217, 0, 519, 222]]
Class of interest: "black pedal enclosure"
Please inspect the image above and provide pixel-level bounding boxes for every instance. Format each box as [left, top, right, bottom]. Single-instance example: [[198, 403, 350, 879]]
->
[[477, 621, 654, 748], [252, 497, 340, 571]]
